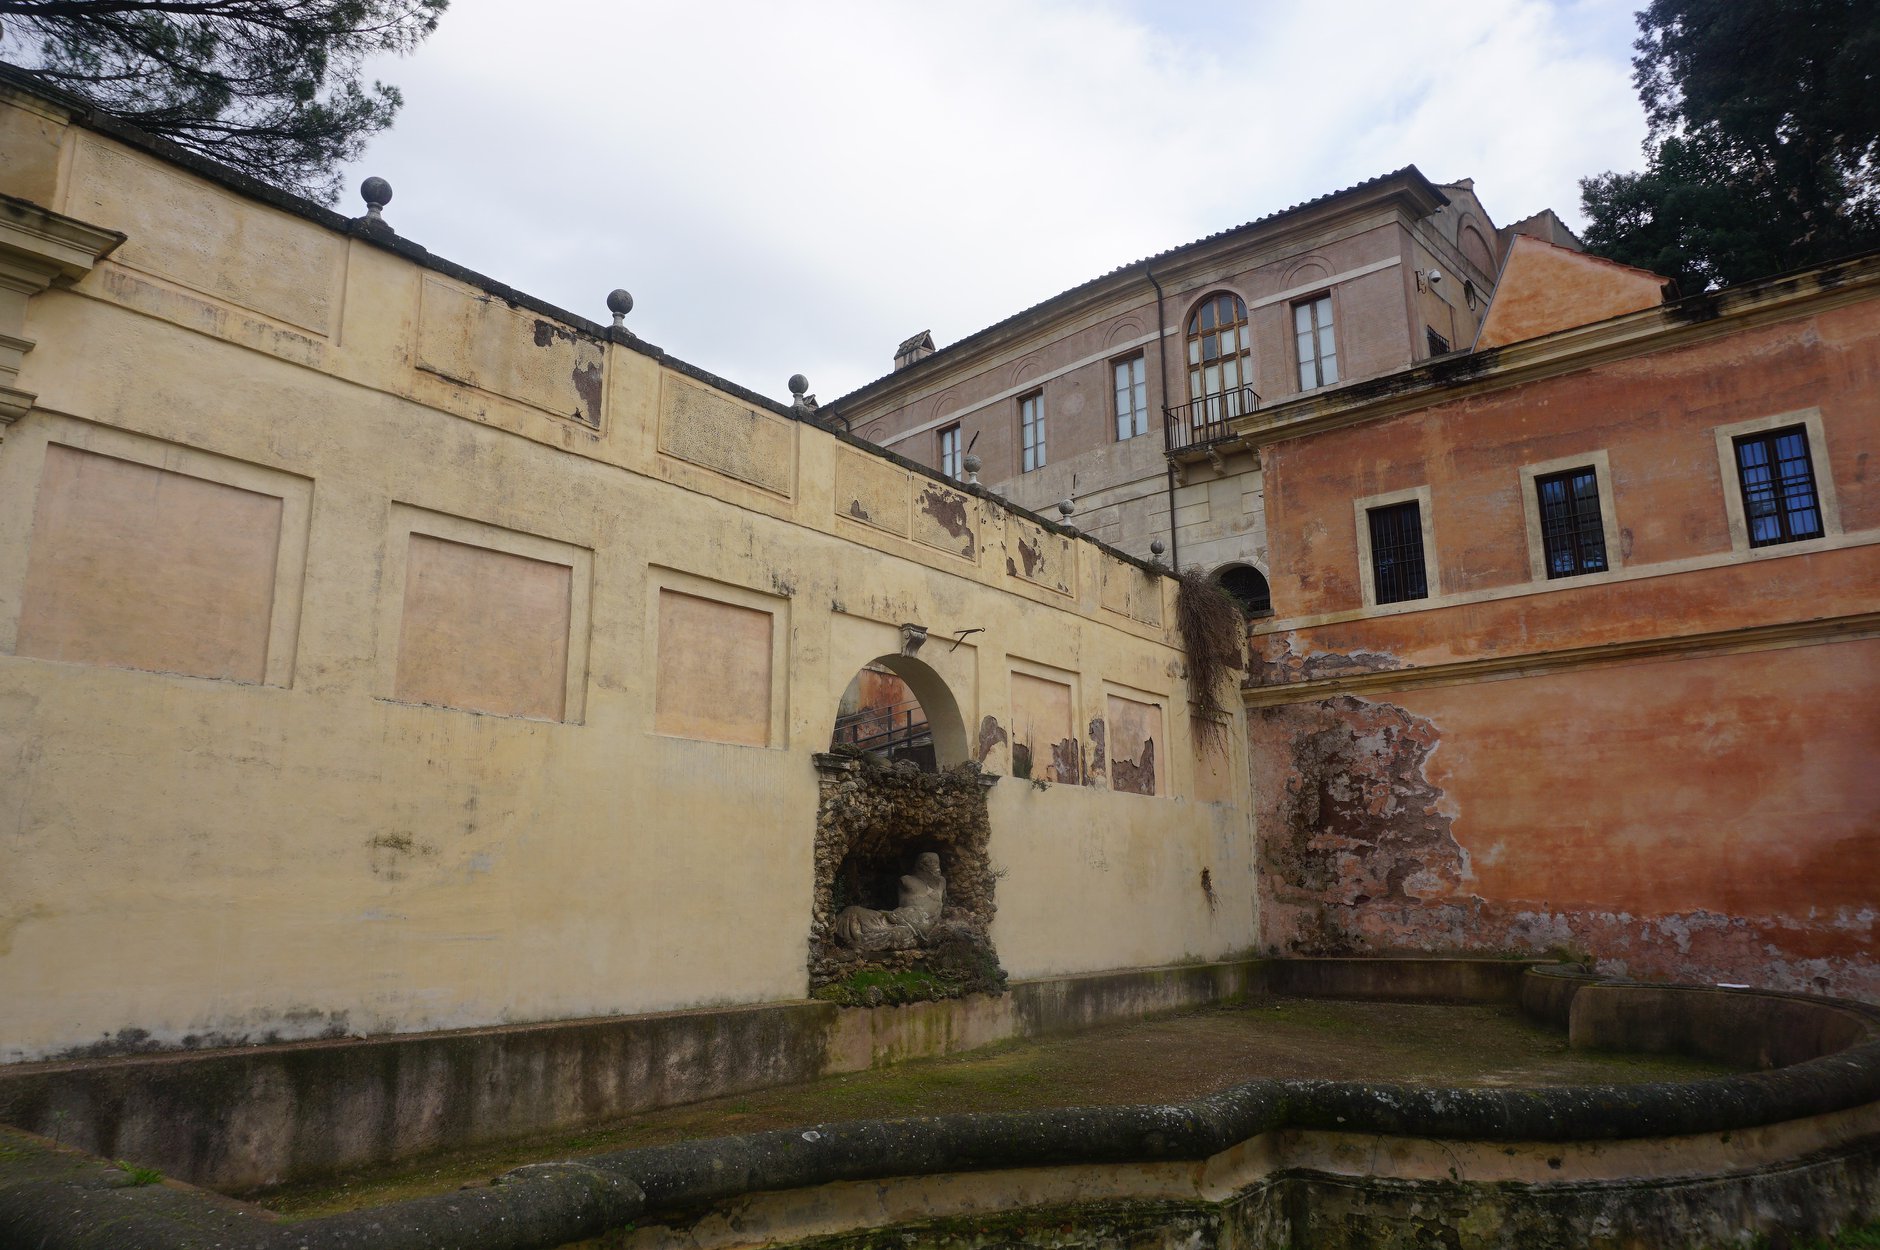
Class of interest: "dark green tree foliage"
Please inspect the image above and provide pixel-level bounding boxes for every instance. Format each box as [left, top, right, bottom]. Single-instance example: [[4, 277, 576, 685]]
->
[[1581, 0, 1880, 292], [0, 0, 447, 203]]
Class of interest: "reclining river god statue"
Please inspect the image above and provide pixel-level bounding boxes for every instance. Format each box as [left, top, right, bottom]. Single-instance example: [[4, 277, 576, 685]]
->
[[833, 851, 945, 952]]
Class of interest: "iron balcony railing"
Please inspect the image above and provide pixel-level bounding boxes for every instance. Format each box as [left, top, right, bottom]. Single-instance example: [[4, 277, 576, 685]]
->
[[1164, 386, 1260, 454], [830, 697, 932, 757]]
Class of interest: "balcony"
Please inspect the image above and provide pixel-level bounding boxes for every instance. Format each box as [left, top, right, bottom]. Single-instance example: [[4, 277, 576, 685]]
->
[[1164, 386, 1259, 463], [830, 696, 936, 772]]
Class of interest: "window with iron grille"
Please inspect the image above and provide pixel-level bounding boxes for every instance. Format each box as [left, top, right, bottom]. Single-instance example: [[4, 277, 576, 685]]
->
[[1293, 295, 1338, 390], [1426, 326, 1451, 356], [1019, 391, 1045, 472], [938, 423, 961, 478], [1535, 466, 1608, 578], [1367, 501, 1428, 604], [1733, 426, 1823, 546], [1113, 354, 1148, 440]]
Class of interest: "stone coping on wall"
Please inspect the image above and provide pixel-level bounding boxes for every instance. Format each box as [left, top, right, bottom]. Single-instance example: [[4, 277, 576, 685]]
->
[[2, 963, 1879, 1249], [0, 62, 1175, 586]]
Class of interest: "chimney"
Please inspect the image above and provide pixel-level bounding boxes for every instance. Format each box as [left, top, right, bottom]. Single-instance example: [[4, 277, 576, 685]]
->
[[894, 330, 935, 371]]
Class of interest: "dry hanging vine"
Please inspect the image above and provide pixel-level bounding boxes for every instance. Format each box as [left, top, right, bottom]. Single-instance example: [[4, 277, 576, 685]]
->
[[1175, 567, 1246, 749]]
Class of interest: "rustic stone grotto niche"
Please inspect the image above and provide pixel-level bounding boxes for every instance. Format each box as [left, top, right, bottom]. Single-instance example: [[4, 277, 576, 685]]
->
[[809, 753, 1005, 1005]]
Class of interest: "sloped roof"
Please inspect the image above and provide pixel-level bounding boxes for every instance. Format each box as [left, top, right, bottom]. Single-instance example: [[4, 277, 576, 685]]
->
[[831, 165, 1447, 412]]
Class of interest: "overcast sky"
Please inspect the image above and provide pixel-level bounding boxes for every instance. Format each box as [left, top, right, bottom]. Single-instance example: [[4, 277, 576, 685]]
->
[[341, 0, 1649, 405]]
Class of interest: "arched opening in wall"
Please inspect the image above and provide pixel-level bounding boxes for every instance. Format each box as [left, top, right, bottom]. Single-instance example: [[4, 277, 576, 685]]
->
[[828, 654, 967, 773], [1183, 291, 1255, 436], [1460, 222, 1496, 278], [1214, 563, 1271, 616], [814, 654, 1000, 1004]]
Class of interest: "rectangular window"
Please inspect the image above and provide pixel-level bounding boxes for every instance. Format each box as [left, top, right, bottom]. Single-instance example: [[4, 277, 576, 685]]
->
[[1535, 466, 1609, 578], [1293, 295, 1338, 390], [1734, 426, 1824, 547], [1367, 501, 1428, 604], [1113, 355, 1148, 440], [1019, 390, 1045, 472], [938, 423, 961, 478], [1426, 327, 1451, 356]]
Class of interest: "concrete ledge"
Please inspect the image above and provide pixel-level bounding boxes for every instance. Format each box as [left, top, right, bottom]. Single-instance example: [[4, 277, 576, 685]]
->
[[6, 963, 1880, 1248], [0, 959, 1270, 1191], [1519, 963, 1597, 1029], [1569, 980, 1877, 1069]]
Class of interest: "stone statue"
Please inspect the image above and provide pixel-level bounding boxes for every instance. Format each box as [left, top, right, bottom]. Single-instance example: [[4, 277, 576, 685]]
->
[[833, 852, 945, 952]]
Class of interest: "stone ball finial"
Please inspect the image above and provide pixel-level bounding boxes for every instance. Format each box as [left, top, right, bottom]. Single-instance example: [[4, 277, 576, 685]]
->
[[607, 288, 634, 328], [1150, 539, 1167, 563], [1057, 498, 1075, 519], [788, 374, 810, 397], [961, 453, 981, 486], [360, 176, 393, 219]]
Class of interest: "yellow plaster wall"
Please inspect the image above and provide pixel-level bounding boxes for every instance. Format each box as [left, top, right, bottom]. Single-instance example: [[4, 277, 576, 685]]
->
[[0, 101, 1255, 1061]]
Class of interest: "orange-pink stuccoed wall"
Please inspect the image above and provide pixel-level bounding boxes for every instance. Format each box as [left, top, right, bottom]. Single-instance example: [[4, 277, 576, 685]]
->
[[1248, 641, 1879, 998], [1247, 290, 1880, 999]]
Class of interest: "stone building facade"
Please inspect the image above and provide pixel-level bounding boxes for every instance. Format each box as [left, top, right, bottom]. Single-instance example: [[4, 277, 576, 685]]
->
[[826, 169, 1555, 602], [1237, 245, 1880, 998]]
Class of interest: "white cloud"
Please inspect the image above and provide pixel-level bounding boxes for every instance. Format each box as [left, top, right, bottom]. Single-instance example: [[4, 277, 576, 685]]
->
[[344, 0, 1647, 402]]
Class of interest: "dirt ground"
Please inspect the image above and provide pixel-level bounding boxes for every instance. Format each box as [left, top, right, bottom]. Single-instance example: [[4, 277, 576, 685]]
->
[[255, 997, 1738, 1218]]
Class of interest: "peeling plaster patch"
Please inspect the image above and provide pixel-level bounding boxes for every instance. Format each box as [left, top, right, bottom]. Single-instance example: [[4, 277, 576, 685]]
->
[[571, 360, 602, 424], [1252, 638, 1405, 686], [848, 500, 871, 522], [1507, 906, 1879, 1000], [1255, 695, 1469, 953], [1086, 716, 1107, 788], [1111, 739, 1156, 796], [974, 715, 1006, 765], [1250, 694, 1880, 998], [916, 486, 976, 559], [1049, 736, 1082, 785], [1016, 537, 1041, 578]]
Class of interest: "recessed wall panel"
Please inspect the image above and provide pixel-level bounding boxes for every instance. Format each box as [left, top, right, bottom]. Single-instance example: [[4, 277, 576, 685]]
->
[[16, 444, 282, 682], [1105, 693, 1163, 797], [654, 589, 774, 746], [394, 534, 573, 719]]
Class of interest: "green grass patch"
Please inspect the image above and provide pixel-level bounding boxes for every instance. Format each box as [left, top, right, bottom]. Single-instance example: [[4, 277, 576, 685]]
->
[[813, 967, 951, 1007], [115, 1160, 163, 1186]]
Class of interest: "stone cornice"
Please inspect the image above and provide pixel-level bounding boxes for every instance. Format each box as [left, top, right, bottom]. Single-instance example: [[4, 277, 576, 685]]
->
[[0, 195, 125, 429], [1233, 251, 1880, 446], [1242, 611, 1880, 707]]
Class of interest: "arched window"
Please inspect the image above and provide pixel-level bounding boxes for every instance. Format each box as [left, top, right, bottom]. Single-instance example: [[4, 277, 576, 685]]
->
[[1185, 291, 1253, 433], [1215, 564, 1271, 615]]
